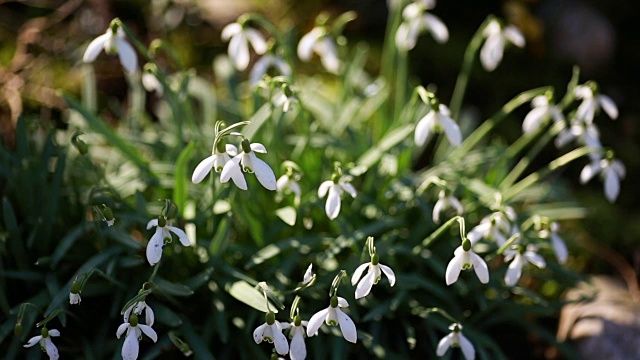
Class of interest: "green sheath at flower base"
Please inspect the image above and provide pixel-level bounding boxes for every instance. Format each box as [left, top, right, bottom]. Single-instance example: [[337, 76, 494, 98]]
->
[[371, 254, 380, 266], [265, 311, 276, 325], [41, 327, 49, 338], [71, 280, 81, 294], [129, 314, 139, 327], [157, 216, 166, 228], [330, 296, 339, 308]]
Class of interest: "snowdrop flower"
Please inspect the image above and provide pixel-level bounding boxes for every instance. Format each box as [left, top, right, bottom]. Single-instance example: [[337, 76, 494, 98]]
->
[[302, 264, 314, 285], [539, 222, 568, 264], [146, 216, 190, 266], [351, 254, 396, 299], [480, 19, 525, 72], [116, 314, 158, 360], [522, 95, 564, 134], [504, 245, 546, 286], [250, 54, 292, 86], [24, 327, 60, 360], [273, 87, 299, 113], [554, 120, 602, 150], [83, 21, 138, 73], [574, 84, 618, 124], [192, 142, 239, 184], [318, 176, 357, 220], [221, 139, 276, 191], [414, 103, 462, 147], [276, 173, 301, 198], [69, 280, 81, 305], [221, 21, 267, 71], [436, 323, 475, 360], [253, 311, 289, 356], [124, 300, 155, 327], [395, 0, 448, 51], [307, 296, 357, 343], [298, 27, 340, 73], [432, 190, 463, 223], [466, 208, 516, 247], [445, 239, 489, 285], [142, 72, 163, 95], [281, 315, 308, 360], [580, 156, 625, 202]]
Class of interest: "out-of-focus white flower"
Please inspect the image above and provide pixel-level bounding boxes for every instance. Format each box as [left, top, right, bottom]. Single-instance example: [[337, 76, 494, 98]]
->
[[306, 296, 357, 343], [436, 323, 475, 360], [253, 311, 289, 356], [522, 95, 564, 134], [298, 27, 340, 73], [192, 143, 239, 184], [302, 264, 314, 285], [142, 72, 163, 95], [273, 88, 299, 113], [277, 174, 301, 198], [574, 84, 618, 124], [415, 103, 462, 147], [116, 314, 158, 360], [395, 0, 448, 51], [250, 54, 292, 86], [221, 22, 267, 71], [480, 19, 525, 72], [124, 300, 155, 327], [351, 254, 396, 299], [83, 24, 138, 73], [432, 190, 463, 223], [24, 327, 60, 360], [504, 245, 546, 286], [318, 177, 357, 220], [146, 216, 191, 266], [445, 240, 489, 285], [69, 280, 82, 305], [539, 222, 568, 264], [555, 120, 602, 150], [467, 208, 516, 247], [580, 157, 625, 202], [281, 316, 309, 360], [221, 139, 276, 191]]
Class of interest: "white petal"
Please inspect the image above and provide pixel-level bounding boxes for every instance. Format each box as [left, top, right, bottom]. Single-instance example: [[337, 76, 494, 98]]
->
[[298, 29, 321, 61], [122, 331, 140, 360], [554, 129, 575, 148], [522, 106, 548, 134], [139, 324, 158, 342], [551, 234, 568, 264], [318, 180, 332, 198], [503, 26, 525, 47], [221, 23, 242, 41], [116, 323, 129, 339], [123, 305, 133, 323], [253, 323, 267, 344], [44, 337, 59, 360], [432, 198, 445, 223], [576, 99, 596, 124], [336, 309, 357, 343], [117, 38, 138, 73], [48, 329, 60, 337], [226, 144, 238, 156], [146, 219, 158, 229], [604, 167, 620, 202], [337, 297, 349, 307], [351, 262, 370, 285], [395, 22, 414, 51], [611, 160, 626, 178], [579, 162, 599, 184], [145, 304, 155, 326], [355, 270, 376, 299], [438, 113, 462, 146], [525, 250, 546, 269], [306, 308, 329, 337], [250, 153, 276, 190], [303, 264, 314, 283], [598, 94, 618, 119], [436, 333, 454, 356], [480, 35, 504, 72], [146, 228, 164, 266], [531, 95, 548, 107], [229, 32, 250, 71], [339, 182, 357, 198], [505, 255, 523, 286], [470, 252, 489, 284], [221, 155, 248, 190], [423, 14, 449, 43], [325, 186, 342, 219], [445, 250, 464, 285], [459, 333, 476, 360], [24, 335, 42, 347], [271, 325, 290, 355], [318, 37, 340, 73], [414, 113, 433, 146], [249, 56, 271, 86], [379, 264, 396, 286], [192, 155, 216, 184], [273, 57, 292, 78], [83, 33, 110, 63], [290, 328, 307, 360], [276, 175, 289, 193], [168, 226, 191, 246], [245, 28, 267, 55]]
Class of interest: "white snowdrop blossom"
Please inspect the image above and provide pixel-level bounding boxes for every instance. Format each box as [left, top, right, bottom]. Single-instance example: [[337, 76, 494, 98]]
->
[[306, 296, 357, 343], [83, 24, 138, 73], [302, 264, 314, 285], [480, 20, 525, 72], [574, 84, 618, 124], [522, 95, 564, 134], [221, 22, 267, 71], [69, 280, 81, 305], [281, 316, 309, 360], [414, 103, 462, 147], [297, 27, 340, 73], [146, 216, 190, 266], [192, 143, 239, 184], [276, 174, 301, 198], [437, 323, 475, 360], [250, 54, 292, 86], [445, 240, 489, 286], [273, 89, 299, 113], [318, 177, 357, 220], [580, 157, 625, 202], [504, 245, 546, 287], [141, 72, 163, 95], [351, 254, 396, 299], [432, 190, 463, 223], [395, 0, 448, 51], [555, 120, 602, 150], [253, 312, 289, 356], [221, 139, 276, 191], [124, 300, 155, 327], [116, 314, 158, 360], [24, 327, 60, 360], [466, 208, 516, 247], [540, 222, 568, 264]]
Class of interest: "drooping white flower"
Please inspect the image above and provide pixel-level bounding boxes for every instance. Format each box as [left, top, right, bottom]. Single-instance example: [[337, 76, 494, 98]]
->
[[480, 19, 525, 72], [116, 314, 158, 360], [504, 244, 546, 287], [554, 120, 602, 150], [466, 208, 516, 247], [273, 89, 299, 113], [141, 72, 163, 95], [306, 296, 357, 343], [351, 254, 396, 299], [250, 54, 292, 86], [539, 222, 568, 264], [146, 216, 191, 266], [432, 190, 463, 224], [414, 103, 462, 147], [318, 177, 357, 220], [69, 280, 82, 305], [522, 95, 564, 134], [221, 22, 267, 71], [281, 316, 309, 360], [24, 327, 60, 360], [124, 300, 155, 327], [276, 174, 301, 198], [580, 157, 626, 202], [574, 84, 618, 124], [395, 0, 448, 51], [192, 143, 239, 184], [436, 323, 475, 360], [83, 24, 138, 73], [220, 139, 276, 191], [302, 264, 314, 285], [297, 27, 340, 73], [253, 312, 289, 356], [445, 240, 489, 286]]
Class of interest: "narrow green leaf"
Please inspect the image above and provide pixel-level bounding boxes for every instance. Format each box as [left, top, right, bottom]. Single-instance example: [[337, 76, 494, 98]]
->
[[242, 103, 272, 140], [226, 281, 277, 313], [51, 223, 90, 267], [2, 197, 28, 270], [352, 125, 413, 176], [153, 303, 183, 327], [173, 141, 196, 217], [155, 277, 194, 297]]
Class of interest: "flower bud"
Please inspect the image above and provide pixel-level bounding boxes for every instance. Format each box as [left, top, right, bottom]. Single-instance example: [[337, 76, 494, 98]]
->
[[265, 311, 275, 325]]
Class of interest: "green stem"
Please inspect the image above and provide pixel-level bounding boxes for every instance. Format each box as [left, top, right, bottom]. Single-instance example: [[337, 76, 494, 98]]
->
[[412, 215, 464, 254], [393, 47, 409, 127]]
